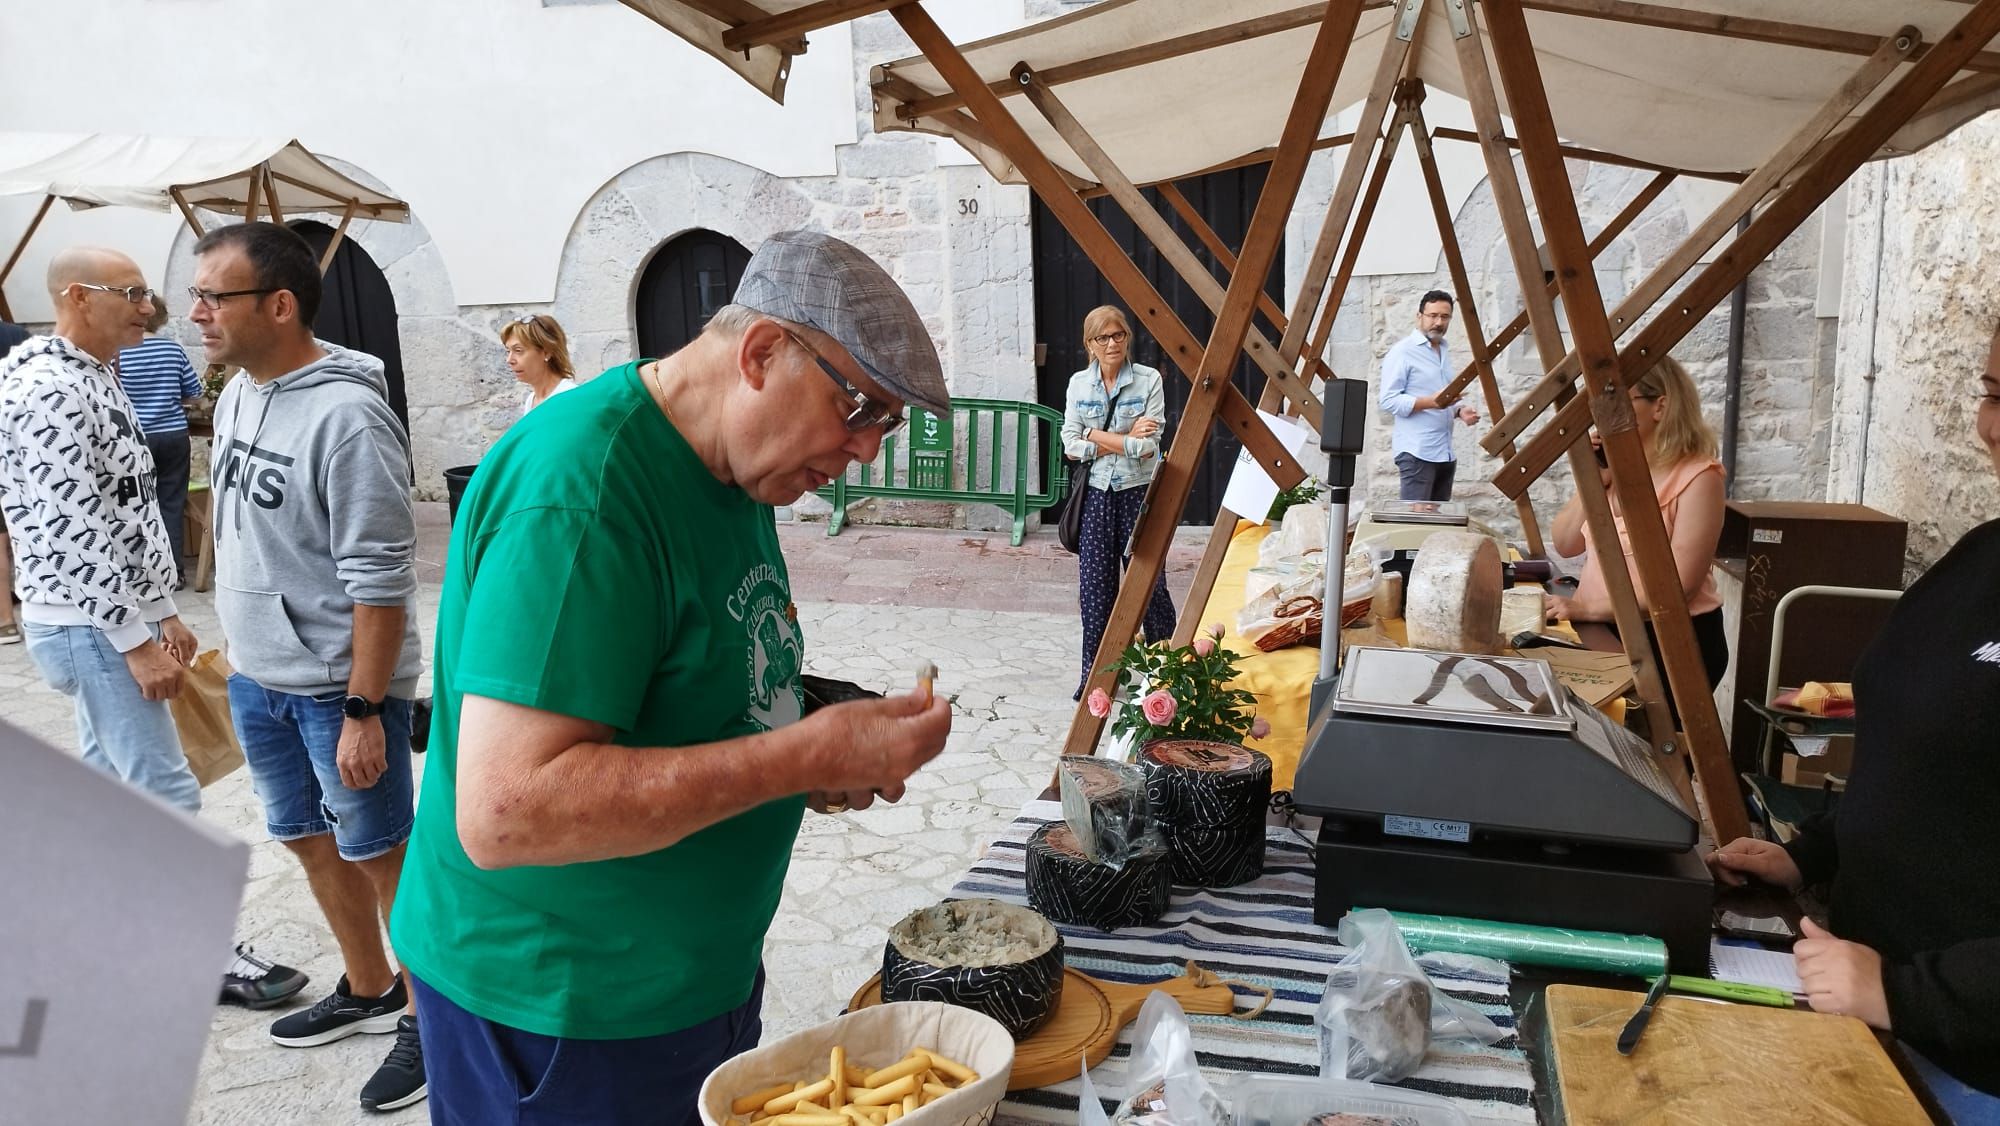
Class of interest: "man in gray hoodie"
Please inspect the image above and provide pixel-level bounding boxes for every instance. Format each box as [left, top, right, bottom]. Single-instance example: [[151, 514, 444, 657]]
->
[[191, 223, 426, 1114]]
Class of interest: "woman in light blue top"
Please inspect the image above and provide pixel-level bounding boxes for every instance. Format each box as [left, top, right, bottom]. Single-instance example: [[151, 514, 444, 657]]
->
[[1061, 305, 1177, 698]]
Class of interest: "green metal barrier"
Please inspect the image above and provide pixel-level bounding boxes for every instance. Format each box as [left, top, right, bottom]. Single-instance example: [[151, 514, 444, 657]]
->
[[813, 397, 1070, 546]]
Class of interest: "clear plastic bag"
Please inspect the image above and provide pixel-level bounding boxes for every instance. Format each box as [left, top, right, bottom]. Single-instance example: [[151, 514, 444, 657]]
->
[[1316, 910, 1504, 1083], [1113, 991, 1231, 1126], [1058, 757, 1160, 871], [1080, 1056, 1112, 1126]]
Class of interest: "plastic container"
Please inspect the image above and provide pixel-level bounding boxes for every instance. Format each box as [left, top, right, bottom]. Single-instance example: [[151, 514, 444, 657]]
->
[[1226, 1075, 1471, 1126], [443, 464, 478, 525]]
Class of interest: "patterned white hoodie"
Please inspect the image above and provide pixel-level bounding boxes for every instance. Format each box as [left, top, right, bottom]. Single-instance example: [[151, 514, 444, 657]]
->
[[0, 335, 178, 651]]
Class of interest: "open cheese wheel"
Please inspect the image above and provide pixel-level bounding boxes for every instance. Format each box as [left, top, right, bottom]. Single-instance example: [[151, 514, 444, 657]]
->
[[881, 899, 1065, 1040], [1403, 530, 1504, 654], [1139, 741, 1273, 827], [1025, 822, 1171, 931]]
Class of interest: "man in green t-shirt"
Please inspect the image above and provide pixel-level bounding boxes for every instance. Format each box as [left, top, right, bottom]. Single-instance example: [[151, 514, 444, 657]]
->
[[390, 231, 954, 1125]]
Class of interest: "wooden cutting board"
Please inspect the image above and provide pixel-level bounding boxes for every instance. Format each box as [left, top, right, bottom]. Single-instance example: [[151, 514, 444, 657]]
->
[[1545, 984, 1929, 1125], [850, 961, 1260, 1090]]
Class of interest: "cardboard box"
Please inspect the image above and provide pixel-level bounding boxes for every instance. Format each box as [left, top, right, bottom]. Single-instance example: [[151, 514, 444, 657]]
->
[[1780, 734, 1854, 788]]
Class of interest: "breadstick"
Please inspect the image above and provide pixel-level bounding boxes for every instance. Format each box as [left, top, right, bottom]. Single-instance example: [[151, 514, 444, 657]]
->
[[921, 1082, 953, 1101], [768, 1115, 845, 1126], [842, 1065, 870, 1088], [830, 1046, 847, 1109], [795, 1101, 829, 1115], [901, 1094, 919, 1115], [914, 660, 937, 705], [736, 1084, 798, 1116], [883, 1106, 902, 1124], [919, 1050, 977, 1085], [850, 1075, 920, 1107], [839, 1108, 873, 1126], [764, 1079, 835, 1116], [861, 1055, 929, 1089]]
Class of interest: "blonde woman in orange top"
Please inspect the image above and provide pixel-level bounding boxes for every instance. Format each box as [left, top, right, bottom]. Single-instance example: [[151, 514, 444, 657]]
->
[[1548, 355, 1730, 702]]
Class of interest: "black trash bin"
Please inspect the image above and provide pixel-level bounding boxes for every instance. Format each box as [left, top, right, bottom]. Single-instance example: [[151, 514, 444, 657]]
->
[[444, 465, 478, 525]]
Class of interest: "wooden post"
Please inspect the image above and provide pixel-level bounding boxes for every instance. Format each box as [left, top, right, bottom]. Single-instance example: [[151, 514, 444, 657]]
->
[[170, 188, 208, 238], [318, 199, 361, 275], [1276, 0, 1420, 368], [884, 0, 1367, 758], [1451, 2, 1683, 758], [1482, 28, 1918, 457], [1402, 85, 1547, 556], [1154, 182, 1295, 345], [1481, 0, 1749, 842], [1437, 169, 1675, 406], [243, 165, 263, 225], [0, 194, 54, 321], [1020, 72, 1324, 430], [263, 166, 284, 222]]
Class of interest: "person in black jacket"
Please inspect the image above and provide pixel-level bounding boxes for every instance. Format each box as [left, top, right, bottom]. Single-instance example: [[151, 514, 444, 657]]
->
[[1709, 326, 2000, 1098]]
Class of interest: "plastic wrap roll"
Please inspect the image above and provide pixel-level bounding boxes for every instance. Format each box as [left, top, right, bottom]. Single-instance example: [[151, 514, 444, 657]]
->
[[1057, 756, 1154, 868], [1163, 815, 1266, 889], [1025, 822, 1171, 930], [1139, 741, 1273, 826], [1370, 908, 1669, 977]]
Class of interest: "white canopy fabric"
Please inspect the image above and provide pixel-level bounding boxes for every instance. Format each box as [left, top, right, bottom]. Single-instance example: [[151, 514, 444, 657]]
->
[[619, 0, 800, 101], [0, 134, 409, 222], [864, 1, 2000, 186]]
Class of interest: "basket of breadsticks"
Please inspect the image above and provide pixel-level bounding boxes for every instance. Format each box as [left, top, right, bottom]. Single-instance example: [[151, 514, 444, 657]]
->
[[699, 1001, 1014, 1126]]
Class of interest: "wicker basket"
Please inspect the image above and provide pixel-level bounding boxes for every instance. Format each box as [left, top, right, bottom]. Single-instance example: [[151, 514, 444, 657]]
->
[[698, 1001, 1015, 1126]]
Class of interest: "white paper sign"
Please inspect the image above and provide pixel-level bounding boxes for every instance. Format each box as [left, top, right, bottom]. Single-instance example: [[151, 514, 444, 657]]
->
[[1219, 410, 1316, 526], [0, 719, 249, 1125]]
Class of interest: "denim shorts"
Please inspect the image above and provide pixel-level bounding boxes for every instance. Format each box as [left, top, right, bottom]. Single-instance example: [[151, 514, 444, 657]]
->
[[227, 674, 415, 861]]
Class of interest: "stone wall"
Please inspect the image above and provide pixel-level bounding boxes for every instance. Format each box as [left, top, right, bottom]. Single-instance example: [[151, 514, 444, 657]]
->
[[1827, 114, 2000, 577]]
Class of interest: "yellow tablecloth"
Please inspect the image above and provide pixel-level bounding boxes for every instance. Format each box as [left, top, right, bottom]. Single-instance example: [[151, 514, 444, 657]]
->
[[1198, 521, 1625, 790]]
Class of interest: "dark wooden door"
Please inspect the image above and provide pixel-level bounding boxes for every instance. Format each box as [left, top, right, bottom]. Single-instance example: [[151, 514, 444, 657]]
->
[[1032, 165, 1281, 524], [290, 221, 408, 436], [637, 229, 751, 360]]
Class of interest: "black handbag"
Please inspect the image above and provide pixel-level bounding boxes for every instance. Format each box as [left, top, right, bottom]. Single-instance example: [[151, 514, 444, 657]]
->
[[1056, 386, 1131, 555]]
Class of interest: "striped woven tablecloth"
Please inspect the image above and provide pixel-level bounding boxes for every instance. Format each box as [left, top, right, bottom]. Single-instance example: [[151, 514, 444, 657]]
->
[[954, 801, 1536, 1125]]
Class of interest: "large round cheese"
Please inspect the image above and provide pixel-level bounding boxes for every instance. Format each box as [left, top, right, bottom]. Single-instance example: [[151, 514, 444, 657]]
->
[[880, 899, 1065, 1040], [1403, 531, 1504, 654]]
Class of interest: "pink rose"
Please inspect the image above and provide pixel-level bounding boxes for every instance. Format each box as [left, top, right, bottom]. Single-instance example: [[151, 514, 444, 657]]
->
[[1250, 716, 1272, 740], [1140, 689, 1178, 727], [1207, 623, 1226, 640], [1086, 687, 1113, 719], [1192, 637, 1216, 657]]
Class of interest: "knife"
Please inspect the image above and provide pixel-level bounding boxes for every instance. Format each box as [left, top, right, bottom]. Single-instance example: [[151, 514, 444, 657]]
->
[[1616, 974, 1671, 1055]]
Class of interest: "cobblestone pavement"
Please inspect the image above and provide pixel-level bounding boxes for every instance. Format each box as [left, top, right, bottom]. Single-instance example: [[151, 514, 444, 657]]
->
[[0, 506, 1208, 1124]]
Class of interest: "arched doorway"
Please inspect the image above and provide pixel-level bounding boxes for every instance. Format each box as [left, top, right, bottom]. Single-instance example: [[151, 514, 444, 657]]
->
[[636, 229, 751, 360], [290, 220, 409, 435]]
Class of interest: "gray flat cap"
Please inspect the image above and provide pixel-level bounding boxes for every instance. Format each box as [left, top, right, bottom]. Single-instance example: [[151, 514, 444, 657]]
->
[[733, 230, 949, 419]]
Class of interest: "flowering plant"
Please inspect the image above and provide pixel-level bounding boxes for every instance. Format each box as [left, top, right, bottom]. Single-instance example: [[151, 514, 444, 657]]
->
[[1087, 624, 1268, 746]]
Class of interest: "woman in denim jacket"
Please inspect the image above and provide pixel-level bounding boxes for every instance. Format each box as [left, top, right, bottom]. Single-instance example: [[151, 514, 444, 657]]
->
[[1061, 305, 1177, 699]]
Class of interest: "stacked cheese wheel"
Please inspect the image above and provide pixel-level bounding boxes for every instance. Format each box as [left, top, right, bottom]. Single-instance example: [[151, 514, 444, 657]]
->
[[1139, 740, 1272, 888], [1025, 821, 1171, 930]]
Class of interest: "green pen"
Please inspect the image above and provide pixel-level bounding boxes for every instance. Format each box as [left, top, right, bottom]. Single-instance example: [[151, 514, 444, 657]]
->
[[1665, 975, 1794, 1007]]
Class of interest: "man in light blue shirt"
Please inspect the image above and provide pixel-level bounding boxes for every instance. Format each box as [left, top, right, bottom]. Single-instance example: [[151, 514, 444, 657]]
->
[[1379, 290, 1480, 501]]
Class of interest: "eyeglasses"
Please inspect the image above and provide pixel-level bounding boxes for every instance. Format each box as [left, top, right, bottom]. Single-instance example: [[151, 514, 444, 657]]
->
[[74, 283, 157, 305], [514, 314, 542, 328], [1089, 330, 1129, 347], [783, 329, 905, 437], [188, 286, 279, 311]]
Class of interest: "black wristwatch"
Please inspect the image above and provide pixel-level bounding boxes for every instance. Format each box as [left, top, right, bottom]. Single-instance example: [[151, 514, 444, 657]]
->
[[342, 695, 385, 720]]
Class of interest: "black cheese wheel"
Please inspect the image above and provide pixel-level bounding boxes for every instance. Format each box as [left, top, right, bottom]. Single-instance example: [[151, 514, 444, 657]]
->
[[1140, 740, 1273, 826], [1163, 814, 1266, 888], [1025, 822, 1171, 930], [880, 899, 1065, 1040]]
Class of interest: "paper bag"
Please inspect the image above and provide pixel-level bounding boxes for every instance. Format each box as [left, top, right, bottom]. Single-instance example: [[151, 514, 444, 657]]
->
[[169, 650, 244, 787]]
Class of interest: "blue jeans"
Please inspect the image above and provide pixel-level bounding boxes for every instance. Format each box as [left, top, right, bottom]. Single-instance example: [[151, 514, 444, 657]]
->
[[412, 969, 766, 1126], [20, 620, 201, 813], [227, 676, 414, 861]]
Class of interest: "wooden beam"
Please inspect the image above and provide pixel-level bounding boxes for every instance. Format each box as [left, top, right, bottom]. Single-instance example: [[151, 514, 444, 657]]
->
[[888, 5, 1306, 494], [1438, 168, 1674, 404], [318, 199, 360, 275], [1138, 130, 1358, 189], [985, 0, 1365, 758], [1453, 0, 1682, 761], [1404, 84, 1546, 556], [1518, 0, 2000, 75], [170, 188, 207, 237], [1486, 0, 1757, 844], [891, 3, 1390, 124], [263, 166, 283, 222], [1489, 25, 1922, 465], [266, 170, 395, 217], [1153, 181, 1290, 333], [243, 165, 263, 225], [1300, 106, 1412, 391], [1020, 70, 1324, 430], [723, 0, 906, 50], [1278, 0, 1420, 367], [0, 194, 54, 296], [1427, 126, 1745, 184]]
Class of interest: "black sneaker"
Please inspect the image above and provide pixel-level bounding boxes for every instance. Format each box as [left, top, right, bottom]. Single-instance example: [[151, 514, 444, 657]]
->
[[220, 944, 310, 1010], [270, 974, 407, 1047], [359, 1016, 426, 1113]]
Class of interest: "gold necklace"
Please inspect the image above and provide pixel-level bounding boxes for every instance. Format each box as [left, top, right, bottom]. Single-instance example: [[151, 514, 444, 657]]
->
[[643, 361, 681, 429]]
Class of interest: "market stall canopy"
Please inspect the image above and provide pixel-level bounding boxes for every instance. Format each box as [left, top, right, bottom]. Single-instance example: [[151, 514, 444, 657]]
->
[[622, 1, 2000, 187], [0, 133, 410, 222]]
